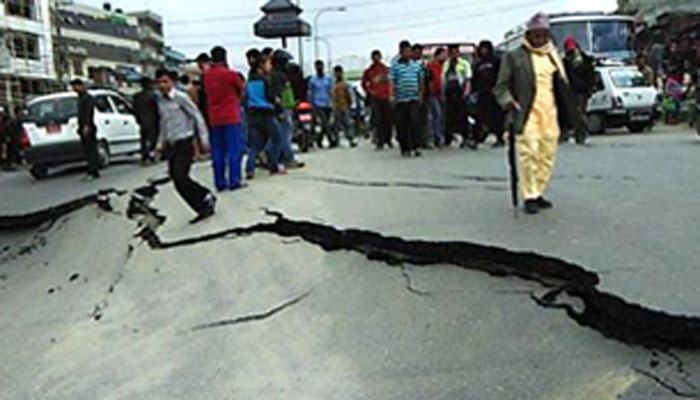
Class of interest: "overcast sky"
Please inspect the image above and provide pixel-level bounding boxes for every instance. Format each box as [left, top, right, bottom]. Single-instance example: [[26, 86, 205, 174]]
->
[[83, 0, 617, 70]]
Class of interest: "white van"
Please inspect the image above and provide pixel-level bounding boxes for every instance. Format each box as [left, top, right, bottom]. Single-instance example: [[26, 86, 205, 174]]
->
[[586, 66, 659, 134], [22, 89, 141, 179]]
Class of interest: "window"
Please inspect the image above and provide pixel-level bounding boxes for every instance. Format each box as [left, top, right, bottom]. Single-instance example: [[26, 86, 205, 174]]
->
[[72, 59, 84, 77], [9, 33, 40, 61], [551, 22, 590, 54], [591, 21, 634, 56], [94, 96, 114, 113], [110, 96, 133, 115], [6, 0, 35, 20], [594, 72, 605, 92], [26, 97, 78, 123], [610, 70, 647, 88]]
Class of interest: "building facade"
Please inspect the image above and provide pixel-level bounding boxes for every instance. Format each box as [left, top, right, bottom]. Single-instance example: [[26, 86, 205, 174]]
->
[[0, 0, 57, 112], [56, 2, 141, 88], [129, 10, 164, 79]]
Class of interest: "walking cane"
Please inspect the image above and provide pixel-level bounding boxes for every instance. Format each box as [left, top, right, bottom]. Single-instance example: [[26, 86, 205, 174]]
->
[[507, 109, 519, 218]]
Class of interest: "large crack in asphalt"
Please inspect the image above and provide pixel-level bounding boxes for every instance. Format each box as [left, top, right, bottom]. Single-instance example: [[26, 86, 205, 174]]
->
[[4, 180, 700, 382], [131, 207, 700, 352]]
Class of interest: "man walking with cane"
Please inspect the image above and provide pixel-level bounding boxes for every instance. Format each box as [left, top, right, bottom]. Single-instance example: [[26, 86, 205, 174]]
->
[[494, 12, 583, 215]]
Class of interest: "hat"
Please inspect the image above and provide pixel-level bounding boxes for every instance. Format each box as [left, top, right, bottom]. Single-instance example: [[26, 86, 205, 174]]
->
[[527, 12, 550, 31], [564, 36, 577, 51]]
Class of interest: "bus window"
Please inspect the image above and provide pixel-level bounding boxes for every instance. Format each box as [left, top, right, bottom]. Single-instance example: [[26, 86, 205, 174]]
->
[[591, 21, 634, 56], [550, 22, 589, 53]]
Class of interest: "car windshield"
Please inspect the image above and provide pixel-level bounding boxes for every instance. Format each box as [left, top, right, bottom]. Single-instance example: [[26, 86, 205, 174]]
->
[[610, 70, 648, 88], [25, 97, 78, 123]]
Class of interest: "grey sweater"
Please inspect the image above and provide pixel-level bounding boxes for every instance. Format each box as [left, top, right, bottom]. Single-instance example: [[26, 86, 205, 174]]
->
[[156, 89, 209, 147]]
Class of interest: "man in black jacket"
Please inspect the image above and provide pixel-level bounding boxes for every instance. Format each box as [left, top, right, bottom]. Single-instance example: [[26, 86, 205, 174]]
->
[[70, 79, 100, 180], [473, 40, 506, 147], [563, 37, 595, 145], [133, 77, 159, 164]]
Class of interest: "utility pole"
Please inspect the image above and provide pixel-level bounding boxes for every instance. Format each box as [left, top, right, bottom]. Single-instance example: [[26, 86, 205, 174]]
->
[[297, 0, 303, 76]]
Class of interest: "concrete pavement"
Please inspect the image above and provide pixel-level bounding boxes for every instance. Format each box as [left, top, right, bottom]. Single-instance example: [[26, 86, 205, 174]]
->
[[1, 126, 700, 399]]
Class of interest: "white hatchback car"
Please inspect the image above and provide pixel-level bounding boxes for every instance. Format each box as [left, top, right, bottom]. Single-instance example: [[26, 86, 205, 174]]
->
[[22, 89, 141, 179], [586, 66, 659, 134]]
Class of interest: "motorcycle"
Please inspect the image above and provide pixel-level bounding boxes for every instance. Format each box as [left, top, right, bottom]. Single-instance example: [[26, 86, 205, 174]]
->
[[293, 100, 314, 153]]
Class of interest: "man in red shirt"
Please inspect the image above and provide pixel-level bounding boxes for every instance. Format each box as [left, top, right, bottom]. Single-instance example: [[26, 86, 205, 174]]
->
[[203, 46, 246, 191], [426, 47, 447, 147], [362, 50, 393, 149]]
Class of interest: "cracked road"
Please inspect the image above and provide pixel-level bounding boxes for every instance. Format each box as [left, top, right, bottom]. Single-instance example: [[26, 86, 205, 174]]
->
[[1, 127, 700, 399]]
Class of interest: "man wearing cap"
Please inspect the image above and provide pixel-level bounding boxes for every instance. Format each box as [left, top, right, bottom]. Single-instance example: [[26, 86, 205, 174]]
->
[[563, 36, 595, 145], [70, 79, 100, 181], [494, 12, 583, 215]]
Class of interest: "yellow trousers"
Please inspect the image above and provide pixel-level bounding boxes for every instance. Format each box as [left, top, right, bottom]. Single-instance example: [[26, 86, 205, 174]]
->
[[517, 51, 560, 201]]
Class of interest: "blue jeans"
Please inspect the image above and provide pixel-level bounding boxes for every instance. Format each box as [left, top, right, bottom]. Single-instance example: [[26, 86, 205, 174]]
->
[[209, 124, 244, 190], [269, 112, 295, 165], [427, 96, 444, 144]]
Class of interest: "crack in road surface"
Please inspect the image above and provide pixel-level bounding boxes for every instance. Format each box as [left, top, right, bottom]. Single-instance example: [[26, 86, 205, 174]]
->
[[3, 182, 700, 397], [131, 208, 700, 354], [400, 266, 432, 297], [190, 291, 312, 332], [296, 176, 467, 191]]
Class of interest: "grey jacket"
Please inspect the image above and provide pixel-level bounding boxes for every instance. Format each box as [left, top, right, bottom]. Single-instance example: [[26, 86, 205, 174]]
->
[[156, 89, 209, 147], [493, 45, 584, 135]]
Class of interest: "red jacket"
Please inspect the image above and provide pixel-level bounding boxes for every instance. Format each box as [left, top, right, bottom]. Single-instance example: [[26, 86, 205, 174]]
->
[[362, 62, 391, 101], [203, 63, 245, 127], [427, 59, 444, 99]]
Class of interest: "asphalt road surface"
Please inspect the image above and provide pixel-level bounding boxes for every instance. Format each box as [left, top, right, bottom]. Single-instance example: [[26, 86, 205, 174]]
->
[[1, 126, 699, 399]]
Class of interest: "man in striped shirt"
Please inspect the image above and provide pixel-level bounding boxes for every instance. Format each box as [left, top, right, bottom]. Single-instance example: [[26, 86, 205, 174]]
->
[[390, 40, 425, 157]]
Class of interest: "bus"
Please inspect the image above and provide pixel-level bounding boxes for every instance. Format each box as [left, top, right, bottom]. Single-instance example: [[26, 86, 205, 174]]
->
[[498, 12, 636, 61]]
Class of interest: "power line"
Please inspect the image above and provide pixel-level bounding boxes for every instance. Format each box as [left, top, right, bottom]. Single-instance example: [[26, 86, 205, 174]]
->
[[167, 0, 409, 25], [324, 0, 557, 39]]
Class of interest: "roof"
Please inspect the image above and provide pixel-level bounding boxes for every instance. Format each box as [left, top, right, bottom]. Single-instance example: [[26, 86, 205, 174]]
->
[[261, 0, 301, 14], [27, 90, 121, 105]]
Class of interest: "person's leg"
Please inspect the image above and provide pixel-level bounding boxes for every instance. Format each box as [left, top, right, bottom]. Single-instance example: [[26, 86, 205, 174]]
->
[[342, 109, 355, 145], [279, 111, 295, 164], [168, 140, 212, 215], [312, 108, 324, 148], [408, 101, 421, 153], [536, 131, 560, 199], [209, 126, 227, 191], [516, 133, 541, 202], [263, 116, 282, 173], [394, 102, 409, 154], [376, 100, 389, 148], [226, 124, 244, 189], [82, 129, 100, 177], [444, 99, 457, 146]]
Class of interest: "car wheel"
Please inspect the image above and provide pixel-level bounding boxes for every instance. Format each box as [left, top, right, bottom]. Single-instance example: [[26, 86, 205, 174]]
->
[[586, 113, 606, 135], [30, 165, 49, 180], [627, 123, 647, 133], [98, 141, 111, 168]]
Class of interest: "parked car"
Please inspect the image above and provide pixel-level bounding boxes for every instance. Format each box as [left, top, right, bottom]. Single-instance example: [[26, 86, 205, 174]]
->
[[586, 66, 659, 134], [22, 89, 141, 179]]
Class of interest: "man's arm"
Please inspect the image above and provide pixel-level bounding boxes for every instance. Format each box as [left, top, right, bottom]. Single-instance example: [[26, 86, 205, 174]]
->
[[493, 52, 517, 110], [231, 70, 245, 98], [463, 61, 473, 99], [361, 69, 371, 95]]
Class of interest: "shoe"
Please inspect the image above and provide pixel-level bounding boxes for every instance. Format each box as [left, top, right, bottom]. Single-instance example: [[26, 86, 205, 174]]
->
[[536, 197, 553, 210], [401, 151, 411, 157], [524, 200, 539, 215], [375, 144, 384, 151], [270, 167, 288, 176], [246, 172, 255, 181], [287, 160, 306, 169], [350, 141, 358, 148], [414, 150, 422, 157], [492, 141, 505, 148], [190, 206, 215, 224], [229, 182, 249, 192]]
